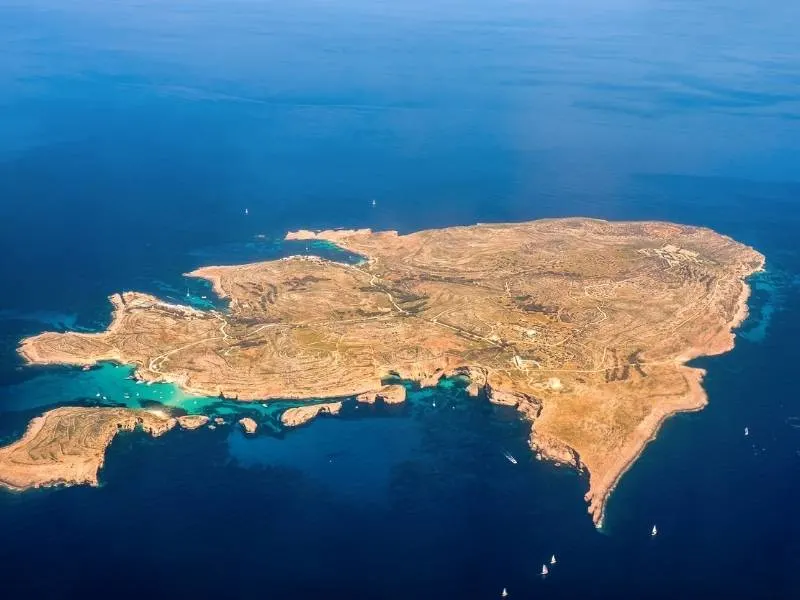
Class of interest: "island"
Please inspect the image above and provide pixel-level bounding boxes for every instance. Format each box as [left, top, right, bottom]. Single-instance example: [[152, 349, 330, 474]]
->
[[177, 415, 209, 430], [238, 417, 258, 434], [280, 402, 343, 427], [10, 218, 764, 525]]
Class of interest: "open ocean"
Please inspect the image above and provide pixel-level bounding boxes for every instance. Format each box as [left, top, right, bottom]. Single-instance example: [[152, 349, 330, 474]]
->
[[1, 0, 799, 597]]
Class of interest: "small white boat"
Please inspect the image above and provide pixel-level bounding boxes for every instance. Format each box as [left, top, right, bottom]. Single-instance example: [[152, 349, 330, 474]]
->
[[550, 554, 557, 565], [372, 199, 377, 207], [651, 525, 658, 537], [541, 564, 549, 576], [503, 451, 518, 465], [744, 427, 749, 436], [245, 208, 249, 215], [501, 588, 508, 598]]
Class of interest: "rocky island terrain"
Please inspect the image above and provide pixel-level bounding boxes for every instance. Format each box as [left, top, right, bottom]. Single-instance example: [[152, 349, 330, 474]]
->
[[0, 407, 177, 490], [6, 218, 764, 524]]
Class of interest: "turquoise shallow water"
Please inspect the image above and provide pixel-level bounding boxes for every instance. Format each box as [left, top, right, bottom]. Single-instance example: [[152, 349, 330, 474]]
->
[[0, 0, 799, 597], [0, 363, 214, 413]]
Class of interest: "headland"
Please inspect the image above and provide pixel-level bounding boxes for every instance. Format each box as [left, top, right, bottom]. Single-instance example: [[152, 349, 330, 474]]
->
[[0, 406, 178, 491]]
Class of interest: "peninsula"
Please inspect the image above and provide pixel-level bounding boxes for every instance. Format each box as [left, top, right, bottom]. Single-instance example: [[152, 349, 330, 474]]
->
[[11, 218, 764, 524], [0, 407, 177, 491]]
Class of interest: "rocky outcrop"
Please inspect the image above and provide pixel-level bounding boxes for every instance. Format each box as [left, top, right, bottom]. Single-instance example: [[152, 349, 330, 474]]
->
[[356, 384, 406, 405], [281, 402, 342, 427], [419, 370, 444, 388], [177, 415, 209, 430], [486, 386, 526, 407], [238, 417, 258, 434], [531, 432, 581, 469]]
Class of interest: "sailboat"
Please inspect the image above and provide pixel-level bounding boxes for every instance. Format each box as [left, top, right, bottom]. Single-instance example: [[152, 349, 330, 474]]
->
[[550, 554, 557, 565], [744, 427, 749, 436], [245, 208, 249, 215], [651, 525, 658, 537], [372, 199, 377, 207], [541, 564, 549, 576], [501, 588, 508, 598]]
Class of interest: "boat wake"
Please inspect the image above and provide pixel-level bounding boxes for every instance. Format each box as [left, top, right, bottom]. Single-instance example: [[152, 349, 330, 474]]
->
[[503, 451, 517, 465]]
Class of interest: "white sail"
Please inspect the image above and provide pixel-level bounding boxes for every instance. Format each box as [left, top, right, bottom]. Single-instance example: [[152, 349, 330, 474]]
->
[[651, 525, 658, 537], [550, 554, 557, 565], [541, 564, 549, 576], [501, 588, 508, 598]]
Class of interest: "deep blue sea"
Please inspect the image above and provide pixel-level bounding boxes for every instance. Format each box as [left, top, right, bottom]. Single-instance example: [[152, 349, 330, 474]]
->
[[1, 0, 799, 597]]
